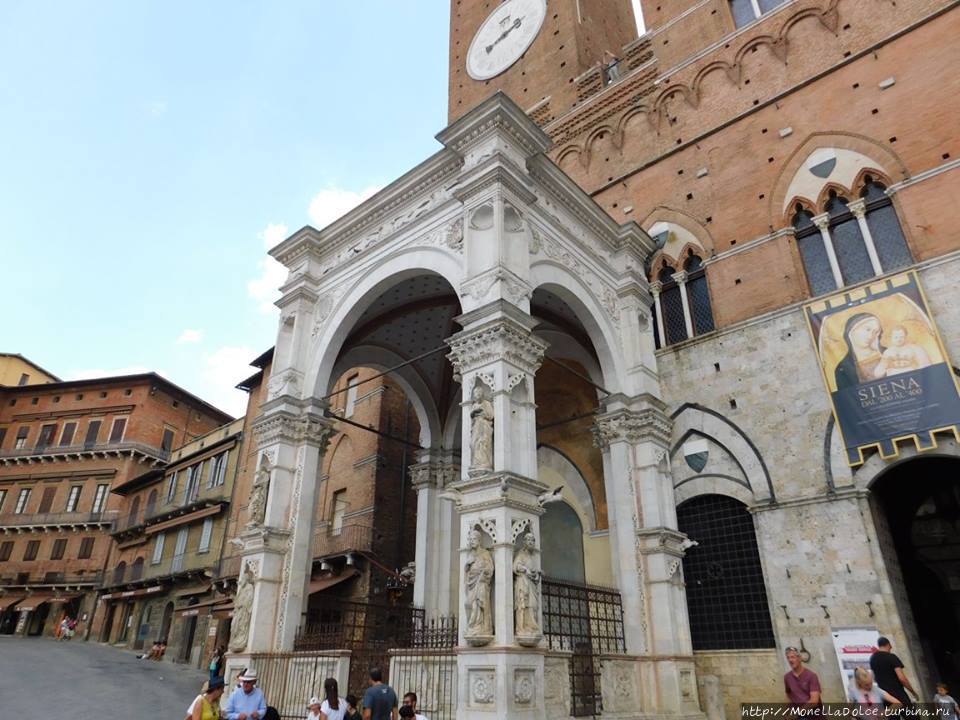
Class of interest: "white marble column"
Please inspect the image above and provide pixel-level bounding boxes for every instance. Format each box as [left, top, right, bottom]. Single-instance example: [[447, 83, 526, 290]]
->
[[813, 212, 844, 289], [231, 403, 335, 656], [650, 280, 667, 349], [411, 459, 460, 619], [848, 199, 883, 276], [446, 303, 550, 720], [672, 270, 695, 339], [594, 400, 703, 718]]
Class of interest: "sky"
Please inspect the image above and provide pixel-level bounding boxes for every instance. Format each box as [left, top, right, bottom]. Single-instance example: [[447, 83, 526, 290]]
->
[[1, 1, 643, 418]]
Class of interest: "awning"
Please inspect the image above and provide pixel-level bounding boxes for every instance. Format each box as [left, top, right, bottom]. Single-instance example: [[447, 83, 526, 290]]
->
[[174, 583, 211, 598], [145, 504, 223, 535], [308, 569, 359, 595], [101, 585, 163, 601], [0, 595, 25, 611], [18, 594, 55, 612]]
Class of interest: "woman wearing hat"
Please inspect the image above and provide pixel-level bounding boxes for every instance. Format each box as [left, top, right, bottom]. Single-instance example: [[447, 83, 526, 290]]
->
[[191, 676, 226, 720]]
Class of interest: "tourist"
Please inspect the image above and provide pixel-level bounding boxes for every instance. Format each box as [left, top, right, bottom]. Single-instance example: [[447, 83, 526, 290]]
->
[[192, 676, 226, 720], [362, 668, 398, 720], [783, 646, 821, 706], [343, 694, 361, 720], [234, 668, 247, 690], [319, 677, 345, 720], [209, 645, 226, 684], [58, 617, 71, 641], [306, 696, 322, 720], [870, 636, 918, 705], [226, 668, 267, 720], [401, 692, 428, 720], [850, 666, 900, 714], [186, 680, 210, 720], [934, 682, 959, 720]]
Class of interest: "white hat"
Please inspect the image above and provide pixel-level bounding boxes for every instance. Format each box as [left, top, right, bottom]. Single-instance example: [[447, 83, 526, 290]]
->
[[308, 697, 321, 706], [239, 669, 258, 682]]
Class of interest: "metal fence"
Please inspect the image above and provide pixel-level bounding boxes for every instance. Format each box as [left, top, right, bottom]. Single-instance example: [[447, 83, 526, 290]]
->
[[542, 577, 626, 718], [246, 651, 342, 720], [390, 649, 457, 720]]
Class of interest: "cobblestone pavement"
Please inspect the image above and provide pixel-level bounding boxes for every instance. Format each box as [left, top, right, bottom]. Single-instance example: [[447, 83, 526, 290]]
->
[[0, 635, 206, 717]]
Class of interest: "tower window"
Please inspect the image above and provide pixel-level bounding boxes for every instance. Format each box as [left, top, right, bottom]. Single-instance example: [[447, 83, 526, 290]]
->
[[729, 0, 788, 28]]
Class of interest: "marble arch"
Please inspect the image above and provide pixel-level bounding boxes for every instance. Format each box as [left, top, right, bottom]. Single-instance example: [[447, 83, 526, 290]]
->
[[230, 94, 702, 720]]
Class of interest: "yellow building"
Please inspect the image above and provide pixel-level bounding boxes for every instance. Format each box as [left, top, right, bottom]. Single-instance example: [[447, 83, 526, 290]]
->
[[0, 353, 58, 386]]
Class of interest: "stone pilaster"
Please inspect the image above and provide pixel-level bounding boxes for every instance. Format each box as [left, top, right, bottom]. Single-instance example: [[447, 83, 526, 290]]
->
[[410, 459, 460, 618], [233, 403, 336, 654]]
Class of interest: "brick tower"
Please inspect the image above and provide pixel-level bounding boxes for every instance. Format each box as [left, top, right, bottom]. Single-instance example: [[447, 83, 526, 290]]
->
[[448, 0, 638, 123]]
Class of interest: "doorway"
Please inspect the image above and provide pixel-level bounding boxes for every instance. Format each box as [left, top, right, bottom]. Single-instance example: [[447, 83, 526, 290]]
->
[[871, 456, 960, 689], [159, 602, 174, 643], [101, 603, 116, 642]]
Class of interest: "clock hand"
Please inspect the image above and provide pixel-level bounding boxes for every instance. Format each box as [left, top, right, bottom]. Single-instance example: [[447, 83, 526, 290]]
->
[[485, 16, 524, 53]]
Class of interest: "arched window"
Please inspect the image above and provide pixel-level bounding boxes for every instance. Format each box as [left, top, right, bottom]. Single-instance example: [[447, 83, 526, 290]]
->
[[113, 561, 127, 586], [684, 255, 715, 335], [130, 557, 144, 581], [145, 490, 157, 518], [127, 496, 140, 529], [658, 267, 688, 346], [861, 176, 912, 271], [676, 494, 775, 650], [826, 191, 873, 287], [793, 183, 913, 297], [729, 0, 787, 28]]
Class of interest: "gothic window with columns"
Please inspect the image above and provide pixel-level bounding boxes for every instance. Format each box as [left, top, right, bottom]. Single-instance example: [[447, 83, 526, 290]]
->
[[792, 178, 912, 297], [729, 0, 788, 28], [651, 254, 715, 349], [676, 494, 775, 650]]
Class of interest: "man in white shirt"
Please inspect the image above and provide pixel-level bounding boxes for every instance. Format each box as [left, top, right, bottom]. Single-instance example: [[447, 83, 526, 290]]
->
[[401, 692, 428, 720]]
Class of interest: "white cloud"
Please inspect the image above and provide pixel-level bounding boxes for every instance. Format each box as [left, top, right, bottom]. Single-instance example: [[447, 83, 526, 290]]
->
[[146, 100, 168, 116], [176, 329, 203, 345], [200, 345, 258, 417], [307, 186, 380, 229], [68, 366, 155, 380], [248, 223, 289, 314]]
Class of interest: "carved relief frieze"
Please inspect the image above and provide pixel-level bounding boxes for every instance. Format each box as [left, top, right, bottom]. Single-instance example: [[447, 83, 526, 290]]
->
[[447, 321, 548, 378], [469, 669, 496, 706], [592, 408, 672, 449], [514, 668, 536, 705]]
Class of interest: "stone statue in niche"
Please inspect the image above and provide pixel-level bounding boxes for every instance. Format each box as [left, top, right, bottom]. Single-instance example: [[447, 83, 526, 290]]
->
[[247, 455, 271, 528], [469, 383, 494, 473], [464, 528, 494, 644], [513, 532, 543, 645], [229, 562, 257, 652]]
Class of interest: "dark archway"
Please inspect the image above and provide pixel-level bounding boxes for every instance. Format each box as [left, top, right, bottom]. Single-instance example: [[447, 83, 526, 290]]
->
[[871, 456, 960, 689], [159, 601, 174, 643]]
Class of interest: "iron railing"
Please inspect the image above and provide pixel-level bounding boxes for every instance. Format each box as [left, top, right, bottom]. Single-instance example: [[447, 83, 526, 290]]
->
[[0, 440, 169, 461], [542, 577, 626, 718], [390, 649, 457, 720], [0, 571, 103, 587], [0, 510, 117, 528], [312, 523, 373, 559], [112, 492, 228, 532]]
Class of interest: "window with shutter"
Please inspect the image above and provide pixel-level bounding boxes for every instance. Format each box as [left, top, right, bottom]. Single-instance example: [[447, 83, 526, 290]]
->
[[37, 424, 57, 449], [84, 421, 101, 448], [51, 539, 67, 560], [15, 488, 31, 514], [165, 472, 178, 504], [78, 537, 95, 559], [65, 486, 82, 512], [37, 486, 56, 514], [0, 541, 13, 561], [23, 541, 40, 561], [59, 422, 77, 446], [0, 428, 7, 448], [199, 518, 214, 553], [109, 418, 127, 443], [152, 532, 165, 564], [91, 484, 109, 514], [15, 427, 29, 449], [0, 489, 6, 513], [161, 428, 175, 452]]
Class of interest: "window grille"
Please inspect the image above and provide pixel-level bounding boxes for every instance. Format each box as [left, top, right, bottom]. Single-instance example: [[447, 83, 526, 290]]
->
[[862, 180, 912, 271], [659, 268, 689, 346], [827, 195, 873, 286], [685, 255, 715, 335], [676, 495, 775, 650]]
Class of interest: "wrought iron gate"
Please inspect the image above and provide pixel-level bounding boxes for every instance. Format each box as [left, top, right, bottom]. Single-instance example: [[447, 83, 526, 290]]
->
[[247, 651, 341, 720], [542, 577, 626, 717]]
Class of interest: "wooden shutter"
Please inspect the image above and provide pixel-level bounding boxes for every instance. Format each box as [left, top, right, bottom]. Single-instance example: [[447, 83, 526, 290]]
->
[[109, 418, 126, 443], [38, 486, 57, 514], [84, 421, 101, 447]]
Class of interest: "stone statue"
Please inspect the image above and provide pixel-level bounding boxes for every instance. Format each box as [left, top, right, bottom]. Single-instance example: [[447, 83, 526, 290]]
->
[[229, 561, 256, 652], [247, 455, 270, 528], [469, 384, 494, 472], [464, 528, 494, 643], [513, 532, 542, 644]]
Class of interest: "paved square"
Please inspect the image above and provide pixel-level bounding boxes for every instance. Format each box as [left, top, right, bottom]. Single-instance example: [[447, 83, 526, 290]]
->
[[0, 637, 206, 717]]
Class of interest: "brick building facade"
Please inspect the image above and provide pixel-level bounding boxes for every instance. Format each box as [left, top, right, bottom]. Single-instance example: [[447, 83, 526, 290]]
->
[[0, 374, 230, 640], [448, 0, 960, 713]]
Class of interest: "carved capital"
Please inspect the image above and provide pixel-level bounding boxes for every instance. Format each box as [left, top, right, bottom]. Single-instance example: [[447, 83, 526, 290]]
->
[[670, 270, 688, 285], [592, 407, 672, 449], [648, 280, 663, 297], [253, 410, 337, 451], [847, 199, 868, 219], [447, 314, 549, 378], [409, 461, 460, 490], [813, 212, 831, 231]]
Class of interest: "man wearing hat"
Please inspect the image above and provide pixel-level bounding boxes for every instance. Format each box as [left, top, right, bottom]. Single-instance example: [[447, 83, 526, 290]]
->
[[226, 668, 268, 720]]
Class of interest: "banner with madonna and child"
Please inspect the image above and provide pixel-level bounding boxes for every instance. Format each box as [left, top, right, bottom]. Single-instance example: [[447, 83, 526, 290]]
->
[[804, 270, 960, 466]]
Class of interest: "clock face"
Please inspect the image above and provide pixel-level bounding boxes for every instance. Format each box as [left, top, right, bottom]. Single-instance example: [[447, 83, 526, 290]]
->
[[466, 0, 547, 81]]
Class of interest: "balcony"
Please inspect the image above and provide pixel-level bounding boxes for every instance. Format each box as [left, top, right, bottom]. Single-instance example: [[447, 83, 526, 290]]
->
[[0, 570, 103, 589], [312, 523, 373, 560], [0, 440, 169, 466], [112, 490, 229, 535], [0, 510, 118, 532]]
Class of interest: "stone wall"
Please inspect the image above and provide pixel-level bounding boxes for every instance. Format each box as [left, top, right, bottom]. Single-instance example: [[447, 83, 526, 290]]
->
[[694, 649, 782, 719], [659, 255, 960, 706]]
